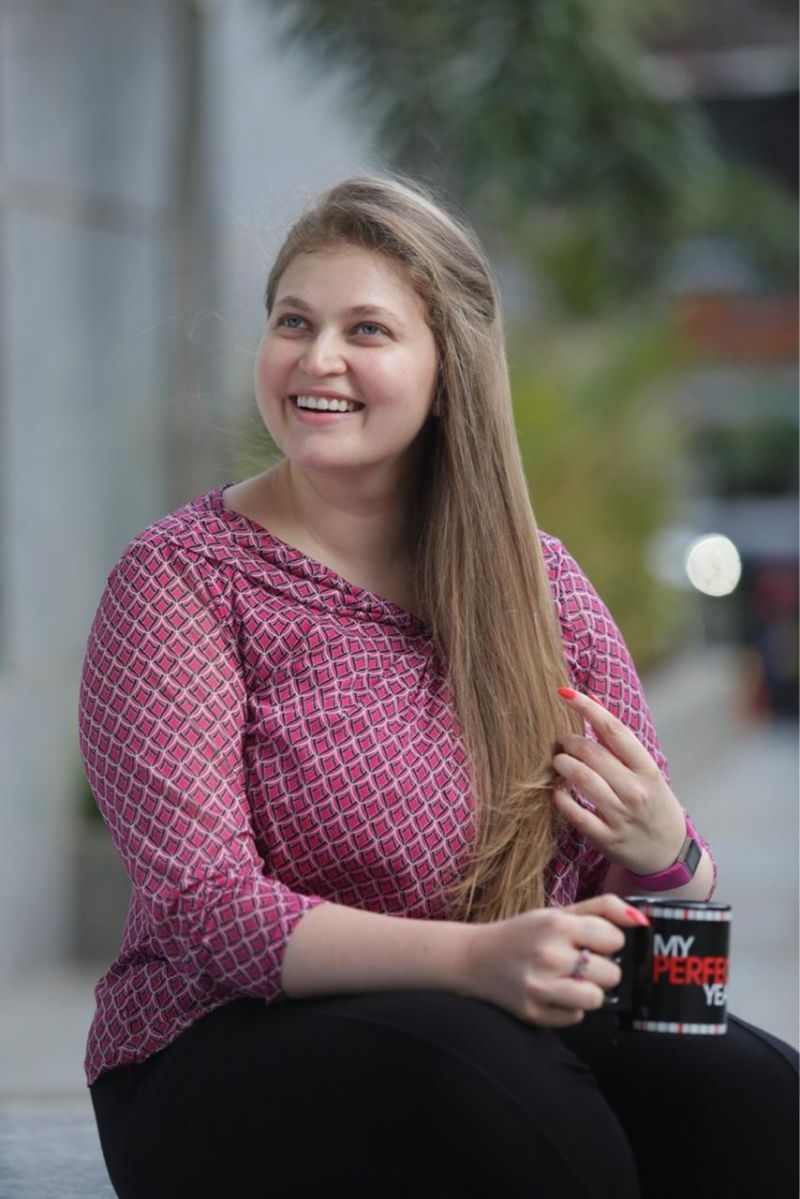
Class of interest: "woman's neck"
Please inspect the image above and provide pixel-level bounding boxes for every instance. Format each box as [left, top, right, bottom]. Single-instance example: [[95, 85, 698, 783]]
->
[[272, 460, 415, 576], [255, 460, 417, 587]]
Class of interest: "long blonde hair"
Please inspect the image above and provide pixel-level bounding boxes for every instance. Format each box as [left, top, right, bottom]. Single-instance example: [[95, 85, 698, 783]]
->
[[265, 174, 582, 923]]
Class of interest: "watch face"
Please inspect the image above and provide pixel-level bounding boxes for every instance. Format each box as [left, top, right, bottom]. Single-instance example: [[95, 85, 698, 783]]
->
[[681, 837, 702, 876]]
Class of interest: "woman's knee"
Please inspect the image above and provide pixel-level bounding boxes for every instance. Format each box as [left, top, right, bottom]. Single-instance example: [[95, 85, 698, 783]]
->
[[303, 990, 640, 1198], [98, 993, 641, 1198], [560, 1009, 799, 1198]]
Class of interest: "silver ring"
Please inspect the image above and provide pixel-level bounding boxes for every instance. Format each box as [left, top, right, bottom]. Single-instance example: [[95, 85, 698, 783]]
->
[[571, 947, 592, 980]]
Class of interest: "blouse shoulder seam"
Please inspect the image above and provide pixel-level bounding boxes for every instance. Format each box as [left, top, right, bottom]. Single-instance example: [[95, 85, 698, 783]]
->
[[118, 525, 236, 628]]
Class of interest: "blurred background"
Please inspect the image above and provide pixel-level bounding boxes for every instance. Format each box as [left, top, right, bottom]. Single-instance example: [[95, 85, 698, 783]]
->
[[0, 0, 797, 1189]]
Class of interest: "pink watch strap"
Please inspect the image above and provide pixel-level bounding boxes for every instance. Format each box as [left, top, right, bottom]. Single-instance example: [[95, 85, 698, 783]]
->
[[627, 813, 702, 892]]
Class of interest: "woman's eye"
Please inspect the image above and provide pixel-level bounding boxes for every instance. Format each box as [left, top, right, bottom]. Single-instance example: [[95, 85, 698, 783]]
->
[[274, 315, 385, 336]]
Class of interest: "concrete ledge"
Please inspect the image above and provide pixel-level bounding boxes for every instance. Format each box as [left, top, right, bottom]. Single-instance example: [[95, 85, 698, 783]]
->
[[0, 1098, 114, 1198]]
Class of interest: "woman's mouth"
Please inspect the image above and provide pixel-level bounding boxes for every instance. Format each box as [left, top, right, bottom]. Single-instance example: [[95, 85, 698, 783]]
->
[[289, 394, 364, 421]]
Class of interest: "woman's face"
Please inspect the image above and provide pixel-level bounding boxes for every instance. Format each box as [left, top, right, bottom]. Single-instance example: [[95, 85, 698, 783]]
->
[[255, 245, 439, 485]]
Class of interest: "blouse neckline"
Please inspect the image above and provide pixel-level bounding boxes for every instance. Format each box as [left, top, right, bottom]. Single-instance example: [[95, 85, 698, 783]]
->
[[205, 482, 430, 636]]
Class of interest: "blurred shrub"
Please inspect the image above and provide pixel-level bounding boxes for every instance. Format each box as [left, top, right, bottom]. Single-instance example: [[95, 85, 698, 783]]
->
[[510, 316, 692, 669], [267, 0, 708, 300], [265, 0, 795, 315], [680, 163, 798, 291]]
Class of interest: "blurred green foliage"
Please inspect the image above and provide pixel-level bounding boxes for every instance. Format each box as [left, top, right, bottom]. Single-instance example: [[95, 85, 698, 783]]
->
[[263, 0, 797, 308], [510, 316, 692, 668], [679, 163, 798, 290], [265, 0, 708, 299]]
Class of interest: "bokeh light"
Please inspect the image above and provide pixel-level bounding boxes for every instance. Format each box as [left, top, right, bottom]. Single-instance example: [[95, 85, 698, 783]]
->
[[685, 534, 742, 597]]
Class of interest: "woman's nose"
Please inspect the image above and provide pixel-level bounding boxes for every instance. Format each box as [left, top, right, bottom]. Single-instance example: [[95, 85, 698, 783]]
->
[[300, 333, 346, 375]]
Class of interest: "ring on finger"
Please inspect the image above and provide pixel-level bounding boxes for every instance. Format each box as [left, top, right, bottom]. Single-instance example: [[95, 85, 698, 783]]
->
[[570, 947, 592, 980]]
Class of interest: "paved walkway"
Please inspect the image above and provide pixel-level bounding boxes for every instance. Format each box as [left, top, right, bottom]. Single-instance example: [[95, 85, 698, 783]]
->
[[0, 645, 796, 1195], [645, 646, 798, 1049]]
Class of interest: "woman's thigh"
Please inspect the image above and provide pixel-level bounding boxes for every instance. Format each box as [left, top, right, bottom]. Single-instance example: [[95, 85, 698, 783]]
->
[[557, 1009, 799, 1199], [91, 990, 639, 1199]]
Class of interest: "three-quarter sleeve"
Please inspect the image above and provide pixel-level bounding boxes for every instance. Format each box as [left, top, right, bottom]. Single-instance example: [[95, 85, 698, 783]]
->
[[549, 538, 718, 902], [78, 534, 326, 1001]]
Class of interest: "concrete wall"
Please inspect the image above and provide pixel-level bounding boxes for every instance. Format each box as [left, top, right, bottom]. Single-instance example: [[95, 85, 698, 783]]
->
[[0, 0, 371, 977]]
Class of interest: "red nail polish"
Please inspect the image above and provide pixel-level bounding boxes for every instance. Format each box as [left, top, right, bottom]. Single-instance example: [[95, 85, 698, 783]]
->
[[625, 906, 650, 927], [558, 687, 577, 700]]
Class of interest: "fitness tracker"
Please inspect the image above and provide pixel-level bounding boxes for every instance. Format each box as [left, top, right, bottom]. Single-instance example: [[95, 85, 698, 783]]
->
[[627, 813, 703, 892]]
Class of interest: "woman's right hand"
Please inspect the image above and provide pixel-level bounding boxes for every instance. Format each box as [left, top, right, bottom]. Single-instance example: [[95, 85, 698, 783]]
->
[[460, 894, 646, 1028]]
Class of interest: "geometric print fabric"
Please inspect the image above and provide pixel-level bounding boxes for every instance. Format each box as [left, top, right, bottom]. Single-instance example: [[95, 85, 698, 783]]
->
[[78, 483, 715, 1084]]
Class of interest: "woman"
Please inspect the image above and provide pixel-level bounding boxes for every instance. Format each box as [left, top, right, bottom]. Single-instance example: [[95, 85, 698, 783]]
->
[[81, 175, 797, 1198]]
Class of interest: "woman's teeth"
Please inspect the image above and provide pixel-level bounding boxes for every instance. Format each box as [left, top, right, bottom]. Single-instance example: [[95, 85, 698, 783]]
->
[[294, 395, 360, 413]]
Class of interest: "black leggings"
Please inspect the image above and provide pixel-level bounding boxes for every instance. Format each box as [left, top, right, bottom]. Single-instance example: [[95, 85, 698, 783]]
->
[[90, 991, 798, 1199]]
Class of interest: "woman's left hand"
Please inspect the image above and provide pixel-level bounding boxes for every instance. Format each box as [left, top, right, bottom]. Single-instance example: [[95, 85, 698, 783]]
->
[[552, 688, 687, 876]]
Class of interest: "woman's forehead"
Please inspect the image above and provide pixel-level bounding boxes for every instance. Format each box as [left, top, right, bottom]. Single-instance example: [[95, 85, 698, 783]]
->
[[275, 245, 423, 311]]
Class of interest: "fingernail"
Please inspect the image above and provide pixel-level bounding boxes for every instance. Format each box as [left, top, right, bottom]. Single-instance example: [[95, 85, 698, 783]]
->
[[625, 906, 650, 927], [557, 687, 577, 700]]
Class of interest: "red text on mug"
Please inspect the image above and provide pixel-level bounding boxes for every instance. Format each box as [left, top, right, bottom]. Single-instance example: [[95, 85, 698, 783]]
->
[[652, 932, 729, 1006]]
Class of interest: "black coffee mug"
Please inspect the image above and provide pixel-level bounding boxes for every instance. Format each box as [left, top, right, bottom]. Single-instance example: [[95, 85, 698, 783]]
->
[[602, 897, 731, 1035]]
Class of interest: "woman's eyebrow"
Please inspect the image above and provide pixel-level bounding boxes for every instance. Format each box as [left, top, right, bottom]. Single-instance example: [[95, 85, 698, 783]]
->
[[274, 295, 405, 326], [274, 295, 313, 311], [346, 304, 403, 324]]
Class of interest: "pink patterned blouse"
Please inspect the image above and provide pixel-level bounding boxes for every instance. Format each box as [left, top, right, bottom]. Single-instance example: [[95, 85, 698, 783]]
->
[[78, 482, 715, 1085]]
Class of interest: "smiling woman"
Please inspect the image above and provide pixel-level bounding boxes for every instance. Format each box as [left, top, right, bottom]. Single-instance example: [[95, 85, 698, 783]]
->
[[80, 174, 798, 1198], [253, 243, 439, 491]]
